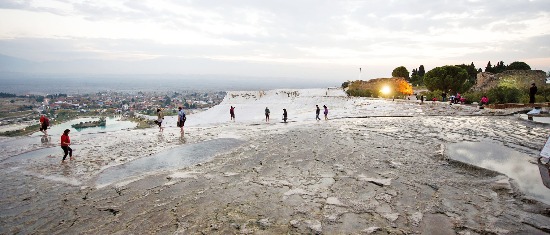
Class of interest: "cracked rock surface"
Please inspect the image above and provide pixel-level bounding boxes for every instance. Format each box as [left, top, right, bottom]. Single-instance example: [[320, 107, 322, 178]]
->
[[1, 113, 550, 234]]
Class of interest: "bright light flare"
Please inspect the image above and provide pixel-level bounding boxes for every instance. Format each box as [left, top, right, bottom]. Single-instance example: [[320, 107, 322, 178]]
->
[[380, 85, 391, 95]]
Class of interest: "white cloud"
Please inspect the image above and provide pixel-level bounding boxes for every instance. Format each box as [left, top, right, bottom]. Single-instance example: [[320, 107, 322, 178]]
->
[[0, 0, 549, 79]]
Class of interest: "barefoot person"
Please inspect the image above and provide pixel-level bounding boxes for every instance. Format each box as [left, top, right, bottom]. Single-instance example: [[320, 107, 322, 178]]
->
[[60, 129, 73, 163], [230, 106, 235, 121], [177, 106, 186, 135], [156, 108, 164, 132], [315, 105, 321, 120], [39, 115, 50, 135], [265, 107, 270, 122], [323, 105, 329, 120]]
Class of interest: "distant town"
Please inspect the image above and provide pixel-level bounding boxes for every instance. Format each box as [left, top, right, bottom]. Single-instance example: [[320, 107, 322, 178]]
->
[[0, 90, 226, 135]]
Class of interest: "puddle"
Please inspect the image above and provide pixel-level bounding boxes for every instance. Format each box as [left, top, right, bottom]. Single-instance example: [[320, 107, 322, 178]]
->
[[518, 114, 550, 124], [31, 117, 136, 137], [95, 138, 244, 187], [2, 147, 59, 163], [447, 141, 550, 204], [1, 145, 84, 164]]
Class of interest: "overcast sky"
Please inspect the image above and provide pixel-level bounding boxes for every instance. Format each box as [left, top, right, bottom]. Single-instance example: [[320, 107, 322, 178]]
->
[[0, 0, 549, 82]]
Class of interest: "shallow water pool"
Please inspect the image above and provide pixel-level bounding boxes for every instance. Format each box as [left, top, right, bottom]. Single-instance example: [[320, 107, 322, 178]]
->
[[518, 114, 550, 124], [31, 117, 136, 137], [95, 138, 244, 187], [447, 141, 550, 205]]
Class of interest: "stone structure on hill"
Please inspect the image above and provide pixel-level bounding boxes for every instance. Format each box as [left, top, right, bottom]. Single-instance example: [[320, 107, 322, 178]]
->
[[471, 70, 547, 92]]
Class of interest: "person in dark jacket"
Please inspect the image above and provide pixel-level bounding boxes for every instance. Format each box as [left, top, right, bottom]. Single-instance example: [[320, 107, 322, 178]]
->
[[315, 105, 321, 120], [530, 83, 537, 104], [282, 109, 288, 123]]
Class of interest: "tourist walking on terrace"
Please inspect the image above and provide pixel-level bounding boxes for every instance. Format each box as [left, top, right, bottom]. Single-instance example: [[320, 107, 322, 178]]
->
[[265, 107, 270, 122], [39, 114, 49, 135], [178, 107, 186, 135], [156, 108, 164, 132], [323, 105, 328, 120], [530, 83, 537, 104], [282, 109, 288, 123], [230, 106, 235, 121], [315, 105, 321, 120], [60, 129, 73, 163]]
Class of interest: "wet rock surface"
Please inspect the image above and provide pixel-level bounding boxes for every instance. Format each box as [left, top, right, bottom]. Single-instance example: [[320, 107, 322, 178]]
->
[[1, 113, 550, 234]]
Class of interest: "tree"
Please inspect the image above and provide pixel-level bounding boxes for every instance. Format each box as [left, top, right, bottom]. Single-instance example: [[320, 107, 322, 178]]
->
[[493, 61, 506, 73], [455, 63, 478, 82], [410, 65, 426, 86], [456, 63, 479, 92], [506, 61, 531, 70], [424, 65, 469, 93], [392, 66, 410, 81], [418, 65, 426, 77], [485, 61, 493, 73], [341, 81, 350, 89]]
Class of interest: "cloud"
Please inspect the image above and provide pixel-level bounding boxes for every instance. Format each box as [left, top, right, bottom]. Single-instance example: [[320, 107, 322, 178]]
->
[[0, 0, 549, 79]]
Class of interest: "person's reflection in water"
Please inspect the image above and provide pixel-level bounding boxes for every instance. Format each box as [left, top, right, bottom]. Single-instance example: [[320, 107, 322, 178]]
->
[[537, 157, 550, 189], [179, 134, 186, 144], [41, 135, 50, 144], [62, 163, 72, 176], [157, 132, 165, 142]]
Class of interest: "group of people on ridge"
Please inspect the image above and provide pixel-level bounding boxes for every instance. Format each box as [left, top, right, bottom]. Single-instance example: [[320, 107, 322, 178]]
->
[[230, 105, 329, 123]]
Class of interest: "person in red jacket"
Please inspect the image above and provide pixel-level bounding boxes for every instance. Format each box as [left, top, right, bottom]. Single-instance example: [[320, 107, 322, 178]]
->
[[60, 129, 73, 163], [39, 115, 49, 135]]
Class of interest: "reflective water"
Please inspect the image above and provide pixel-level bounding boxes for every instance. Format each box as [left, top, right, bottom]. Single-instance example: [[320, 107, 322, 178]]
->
[[95, 138, 244, 187], [518, 114, 550, 124], [447, 141, 550, 204], [31, 117, 136, 136], [2, 145, 84, 163], [2, 147, 60, 163]]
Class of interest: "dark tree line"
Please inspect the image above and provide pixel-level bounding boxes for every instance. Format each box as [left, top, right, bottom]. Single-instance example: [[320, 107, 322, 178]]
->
[[485, 61, 531, 73], [0, 92, 16, 98]]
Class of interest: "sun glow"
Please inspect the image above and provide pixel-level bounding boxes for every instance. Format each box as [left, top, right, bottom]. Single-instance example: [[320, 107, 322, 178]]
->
[[380, 85, 391, 95]]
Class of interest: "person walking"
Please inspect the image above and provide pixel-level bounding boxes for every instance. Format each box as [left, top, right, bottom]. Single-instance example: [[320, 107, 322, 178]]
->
[[39, 114, 49, 135], [282, 109, 288, 123], [530, 83, 537, 104], [230, 106, 235, 121], [315, 105, 321, 120], [323, 105, 328, 120], [156, 108, 164, 132], [177, 106, 186, 135], [60, 129, 73, 163], [265, 107, 270, 122]]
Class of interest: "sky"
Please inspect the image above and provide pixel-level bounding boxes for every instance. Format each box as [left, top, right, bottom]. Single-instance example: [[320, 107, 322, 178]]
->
[[0, 0, 549, 83]]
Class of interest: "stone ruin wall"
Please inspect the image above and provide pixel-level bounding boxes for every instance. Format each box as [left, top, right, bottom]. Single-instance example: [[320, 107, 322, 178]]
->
[[471, 70, 547, 92]]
